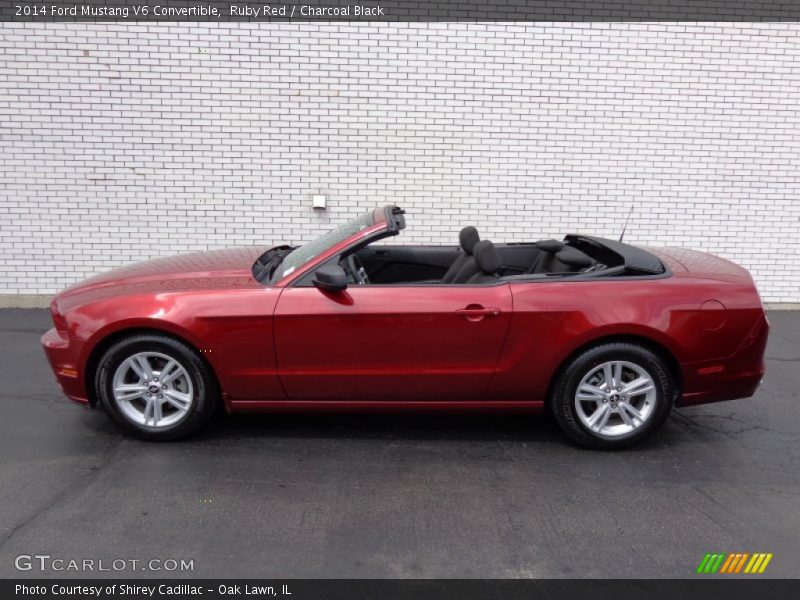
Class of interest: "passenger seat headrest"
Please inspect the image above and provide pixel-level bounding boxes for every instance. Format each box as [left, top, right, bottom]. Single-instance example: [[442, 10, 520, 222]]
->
[[473, 240, 502, 274], [459, 226, 480, 255], [556, 246, 594, 270], [535, 239, 564, 253]]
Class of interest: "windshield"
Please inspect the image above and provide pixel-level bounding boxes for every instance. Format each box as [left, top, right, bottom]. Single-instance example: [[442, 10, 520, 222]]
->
[[269, 211, 376, 284]]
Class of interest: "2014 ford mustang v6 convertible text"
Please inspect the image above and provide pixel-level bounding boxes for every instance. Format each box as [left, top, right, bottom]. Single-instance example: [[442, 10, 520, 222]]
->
[[41, 205, 768, 448]]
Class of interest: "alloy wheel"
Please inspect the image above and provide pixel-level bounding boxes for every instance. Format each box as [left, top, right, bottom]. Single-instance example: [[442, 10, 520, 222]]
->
[[111, 351, 194, 428], [574, 360, 657, 439]]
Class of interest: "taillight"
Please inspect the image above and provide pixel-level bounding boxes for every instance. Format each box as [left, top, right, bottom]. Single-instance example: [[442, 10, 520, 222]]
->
[[50, 300, 68, 333]]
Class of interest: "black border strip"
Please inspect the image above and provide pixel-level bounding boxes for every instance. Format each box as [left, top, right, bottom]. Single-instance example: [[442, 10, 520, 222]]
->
[[4, 579, 800, 600]]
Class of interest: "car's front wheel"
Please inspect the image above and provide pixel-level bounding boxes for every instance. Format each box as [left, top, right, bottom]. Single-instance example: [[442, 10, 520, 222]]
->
[[550, 342, 675, 449], [95, 334, 218, 440]]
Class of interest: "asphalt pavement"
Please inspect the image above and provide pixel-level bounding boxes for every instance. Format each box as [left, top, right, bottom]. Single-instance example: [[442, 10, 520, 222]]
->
[[0, 309, 798, 578]]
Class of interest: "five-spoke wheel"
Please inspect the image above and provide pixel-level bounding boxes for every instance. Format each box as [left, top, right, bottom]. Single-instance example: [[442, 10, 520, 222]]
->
[[96, 334, 218, 440], [551, 343, 674, 449], [574, 360, 657, 439], [111, 352, 195, 428]]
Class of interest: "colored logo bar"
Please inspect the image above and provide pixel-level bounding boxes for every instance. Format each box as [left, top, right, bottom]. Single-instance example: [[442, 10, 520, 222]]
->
[[696, 553, 773, 574]]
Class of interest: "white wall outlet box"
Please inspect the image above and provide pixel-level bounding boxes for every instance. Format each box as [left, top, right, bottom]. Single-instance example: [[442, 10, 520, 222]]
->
[[312, 195, 327, 210]]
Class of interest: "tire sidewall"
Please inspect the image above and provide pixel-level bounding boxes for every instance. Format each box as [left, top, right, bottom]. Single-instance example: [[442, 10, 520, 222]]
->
[[551, 343, 674, 449], [96, 335, 216, 440]]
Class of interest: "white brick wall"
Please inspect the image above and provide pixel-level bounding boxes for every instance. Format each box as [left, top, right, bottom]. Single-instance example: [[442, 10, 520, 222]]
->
[[1, 22, 799, 302]]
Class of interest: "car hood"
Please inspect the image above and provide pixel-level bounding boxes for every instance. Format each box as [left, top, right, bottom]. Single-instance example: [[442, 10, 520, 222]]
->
[[55, 247, 270, 311]]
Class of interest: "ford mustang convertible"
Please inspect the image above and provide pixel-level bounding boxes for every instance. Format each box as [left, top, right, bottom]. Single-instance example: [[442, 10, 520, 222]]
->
[[42, 205, 768, 448]]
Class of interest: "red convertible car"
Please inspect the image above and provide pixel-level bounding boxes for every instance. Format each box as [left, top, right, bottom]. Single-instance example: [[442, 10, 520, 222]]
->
[[42, 205, 768, 448]]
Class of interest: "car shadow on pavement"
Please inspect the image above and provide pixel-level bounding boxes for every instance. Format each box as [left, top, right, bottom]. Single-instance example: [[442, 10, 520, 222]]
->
[[189, 410, 679, 452], [196, 411, 566, 443]]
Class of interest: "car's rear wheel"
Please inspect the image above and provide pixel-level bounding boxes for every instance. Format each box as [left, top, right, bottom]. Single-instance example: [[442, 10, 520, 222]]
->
[[550, 342, 674, 449], [95, 334, 218, 440]]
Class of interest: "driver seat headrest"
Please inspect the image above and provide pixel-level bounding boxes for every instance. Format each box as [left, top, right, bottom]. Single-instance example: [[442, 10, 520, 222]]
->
[[459, 226, 480, 255]]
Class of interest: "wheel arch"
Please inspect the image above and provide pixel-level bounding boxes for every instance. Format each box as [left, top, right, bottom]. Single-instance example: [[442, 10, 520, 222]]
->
[[545, 333, 683, 407], [83, 326, 222, 408]]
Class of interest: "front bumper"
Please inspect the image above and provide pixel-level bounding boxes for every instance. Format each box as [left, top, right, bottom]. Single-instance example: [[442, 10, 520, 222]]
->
[[41, 327, 89, 405]]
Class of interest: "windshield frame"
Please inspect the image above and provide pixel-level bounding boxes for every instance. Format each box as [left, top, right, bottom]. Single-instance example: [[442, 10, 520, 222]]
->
[[265, 206, 397, 287]]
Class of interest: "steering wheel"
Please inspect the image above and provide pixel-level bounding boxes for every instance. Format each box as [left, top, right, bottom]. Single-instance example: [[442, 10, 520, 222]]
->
[[345, 254, 370, 285]]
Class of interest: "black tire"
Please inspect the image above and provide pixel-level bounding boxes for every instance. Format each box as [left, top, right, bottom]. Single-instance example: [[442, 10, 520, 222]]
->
[[95, 334, 219, 441], [550, 342, 675, 450]]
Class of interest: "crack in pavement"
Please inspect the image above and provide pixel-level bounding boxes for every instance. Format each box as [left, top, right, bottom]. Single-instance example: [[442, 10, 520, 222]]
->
[[672, 410, 800, 440], [764, 329, 800, 347], [0, 439, 126, 553]]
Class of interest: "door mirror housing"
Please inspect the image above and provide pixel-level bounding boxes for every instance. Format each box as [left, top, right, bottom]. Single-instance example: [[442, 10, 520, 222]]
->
[[313, 264, 348, 292]]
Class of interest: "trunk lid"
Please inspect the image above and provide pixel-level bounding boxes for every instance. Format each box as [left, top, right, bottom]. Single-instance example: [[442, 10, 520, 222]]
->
[[648, 247, 752, 280]]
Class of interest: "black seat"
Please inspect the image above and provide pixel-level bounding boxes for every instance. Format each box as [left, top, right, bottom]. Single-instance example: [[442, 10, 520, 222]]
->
[[466, 240, 502, 284], [530, 240, 595, 274], [528, 239, 564, 274], [553, 246, 595, 273], [442, 226, 481, 284]]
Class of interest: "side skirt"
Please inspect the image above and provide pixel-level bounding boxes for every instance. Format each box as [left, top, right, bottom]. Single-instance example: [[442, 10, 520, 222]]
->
[[228, 400, 545, 414]]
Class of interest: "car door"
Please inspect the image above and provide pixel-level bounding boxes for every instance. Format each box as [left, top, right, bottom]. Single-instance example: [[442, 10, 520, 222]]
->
[[273, 282, 513, 401]]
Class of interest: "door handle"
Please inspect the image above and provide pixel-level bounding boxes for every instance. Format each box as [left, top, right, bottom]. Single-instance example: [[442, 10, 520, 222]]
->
[[456, 305, 502, 321]]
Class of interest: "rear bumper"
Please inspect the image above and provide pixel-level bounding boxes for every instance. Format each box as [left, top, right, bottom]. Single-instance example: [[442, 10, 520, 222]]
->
[[679, 368, 764, 406], [677, 312, 768, 407], [41, 327, 90, 405]]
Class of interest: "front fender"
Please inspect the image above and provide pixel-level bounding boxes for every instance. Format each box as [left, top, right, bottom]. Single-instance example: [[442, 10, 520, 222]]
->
[[66, 287, 285, 405]]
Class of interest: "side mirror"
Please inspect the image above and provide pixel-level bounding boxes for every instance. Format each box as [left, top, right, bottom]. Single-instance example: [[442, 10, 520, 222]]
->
[[313, 264, 348, 292]]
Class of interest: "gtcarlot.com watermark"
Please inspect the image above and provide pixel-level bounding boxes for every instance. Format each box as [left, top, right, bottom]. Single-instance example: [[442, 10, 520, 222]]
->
[[14, 553, 194, 573]]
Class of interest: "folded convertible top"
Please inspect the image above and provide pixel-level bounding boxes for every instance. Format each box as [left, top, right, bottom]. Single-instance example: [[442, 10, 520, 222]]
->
[[564, 235, 666, 275]]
